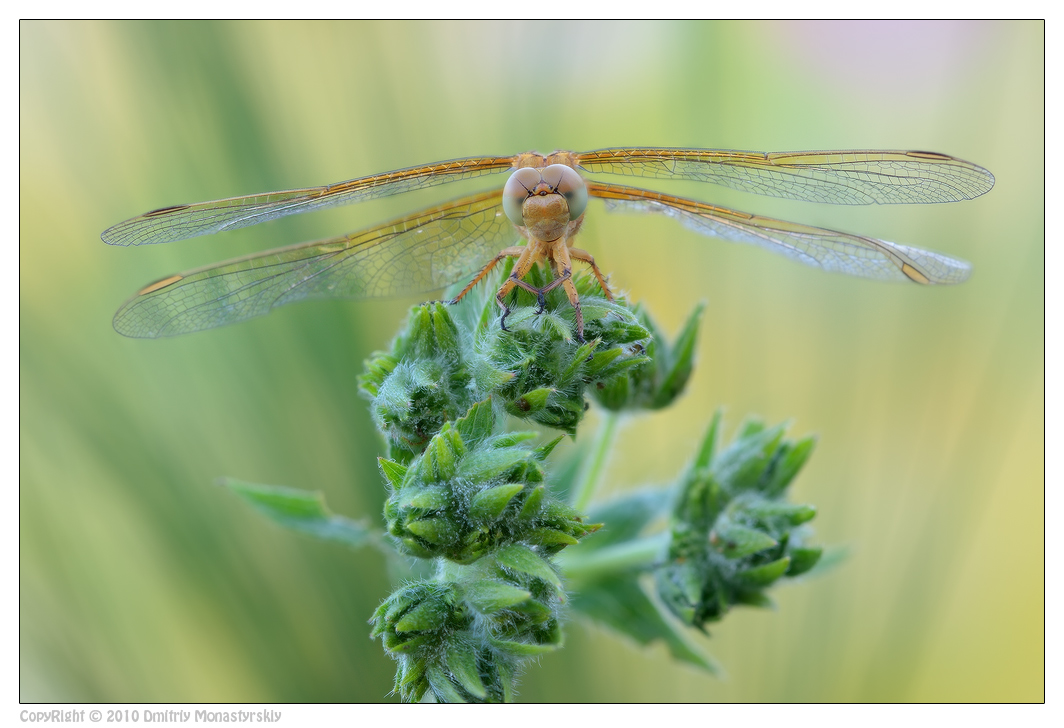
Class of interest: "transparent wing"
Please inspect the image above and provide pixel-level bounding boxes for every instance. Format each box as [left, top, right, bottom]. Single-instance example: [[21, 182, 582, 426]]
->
[[113, 190, 516, 338], [576, 148, 994, 205], [102, 156, 516, 247], [588, 182, 971, 285]]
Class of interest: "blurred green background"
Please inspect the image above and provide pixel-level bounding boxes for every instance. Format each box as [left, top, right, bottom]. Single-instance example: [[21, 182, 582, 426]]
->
[[20, 21, 1043, 702]]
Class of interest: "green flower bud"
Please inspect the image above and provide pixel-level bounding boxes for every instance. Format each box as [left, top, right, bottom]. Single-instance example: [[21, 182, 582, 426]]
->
[[358, 303, 475, 464], [371, 552, 568, 703], [657, 411, 822, 629], [471, 267, 652, 434], [592, 302, 703, 412]]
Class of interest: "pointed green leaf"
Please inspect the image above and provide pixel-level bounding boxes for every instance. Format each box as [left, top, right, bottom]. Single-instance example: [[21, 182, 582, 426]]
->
[[734, 591, 776, 608], [399, 537, 436, 559], [525, 528, 580, 548], [765, 435, 818, 497], [652, 302, 703, 408], [398, 486, 451, 511], [505, 387, 553, 416], [712, 422, 786, 492], [693, 409, 724, 472], [559, 341, 598, 381], [787, 546, 823, 576], [427, 666, 467, 703], [394, 600, 445, 633], [433, 429, 457, 480], [710, 523, 778, 559], [431, 303, 461, 357], [446, 645, 487, 700], [491, 431, 539, 448], [398, 658, 427, 688], [585, 347, 625, 378], [487, 637, 560, 656], [736, 556, 791, 586], [532, 435, 564, 461], [405, 518, 452, 545], [454, 399, 496, 444], [221, 479, 373, 549], [469, 483, 525, 521], [461, 581, 532, 614], [497, 659, 517, 703], [518, 485, 545, 519], [386, 632, 434, 653], [457, 448, 529, 481], [738, 497, 817, 526], [495, 543, 563, 593], [378, 458, 408, 489]]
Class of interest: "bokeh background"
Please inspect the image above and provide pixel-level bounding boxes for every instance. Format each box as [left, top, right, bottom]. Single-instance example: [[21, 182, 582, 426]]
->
[[20, 21, 1043, 702]]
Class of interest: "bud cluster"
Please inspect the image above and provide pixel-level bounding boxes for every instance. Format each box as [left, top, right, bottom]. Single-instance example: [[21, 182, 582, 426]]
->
[[369, 543, 567, 703], [656, 412, 823, 628], [470, 267, 654, 432], [380, 400, 600, 564]]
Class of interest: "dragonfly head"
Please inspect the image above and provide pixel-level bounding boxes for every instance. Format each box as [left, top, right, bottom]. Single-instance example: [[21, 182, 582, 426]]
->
[[503, 164, 588, 242]]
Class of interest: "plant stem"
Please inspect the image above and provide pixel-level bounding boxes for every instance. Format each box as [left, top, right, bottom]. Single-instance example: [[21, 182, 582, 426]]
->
[[557, 533, 668, 578], [570, 410, 621, 512]]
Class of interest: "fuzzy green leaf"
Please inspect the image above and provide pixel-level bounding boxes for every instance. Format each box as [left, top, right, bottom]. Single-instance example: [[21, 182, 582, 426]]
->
[[710, 523, 779, 559], [764, 435, 818, 497], [405, 518, 452, 545], [378, 458, 408, 490], [427, 665, 467, 703], [505, 387, 553, 416], [394, 601, 445, 633], [693, 409, 724, 472], [740, 499, 817, 526], [398, 486, 451, 511], [652, 302, 704, 408], [518, 485, 545, 518], [487, 637, 561, 656], [495, 544, 563, 593], [525, 528, 581, 548], [736, 556, 792, 586], [461, 581, 533, 614], [570, 573, 720, 674], [454, 399, 496, 444], [787, 547, 824, 576], [468, 484, 525, 521], [457, 448, 530, 481], [446, 644, 487, 700]]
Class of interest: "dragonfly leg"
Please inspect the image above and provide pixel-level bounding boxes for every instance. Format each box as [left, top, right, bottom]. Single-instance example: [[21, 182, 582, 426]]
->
[[449, 246, 527, 305], [496, 244, 545, 332], [568, 247, 613, 301], [549, 245, 585, 341]]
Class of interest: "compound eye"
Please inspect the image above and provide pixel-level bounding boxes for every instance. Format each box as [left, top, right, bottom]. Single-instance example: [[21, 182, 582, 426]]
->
[[502, 167, 542, 226], [542, 164, 588, 220]]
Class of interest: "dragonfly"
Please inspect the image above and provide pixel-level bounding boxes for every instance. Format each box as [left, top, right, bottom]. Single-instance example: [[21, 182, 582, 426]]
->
[[102, 148, 995, 340]]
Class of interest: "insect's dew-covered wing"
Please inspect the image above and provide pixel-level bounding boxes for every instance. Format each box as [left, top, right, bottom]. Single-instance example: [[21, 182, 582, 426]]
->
[[101, 156, 517, 247], [591, 183, 971, 285], [576, 148, 995, 206], [113, 191, 516, 338]]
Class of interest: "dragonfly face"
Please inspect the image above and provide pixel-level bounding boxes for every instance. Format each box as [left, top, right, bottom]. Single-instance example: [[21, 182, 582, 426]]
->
[[102, 148, 994, 339], [502, 164, 588, 241]]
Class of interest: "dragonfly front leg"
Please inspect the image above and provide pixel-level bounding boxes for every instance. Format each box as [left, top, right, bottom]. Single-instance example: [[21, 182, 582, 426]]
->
[[568, 247, 614, 301], [548, 245, 585, 342], [449, 246, 528, 305], [495, 243, 546, 332]]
